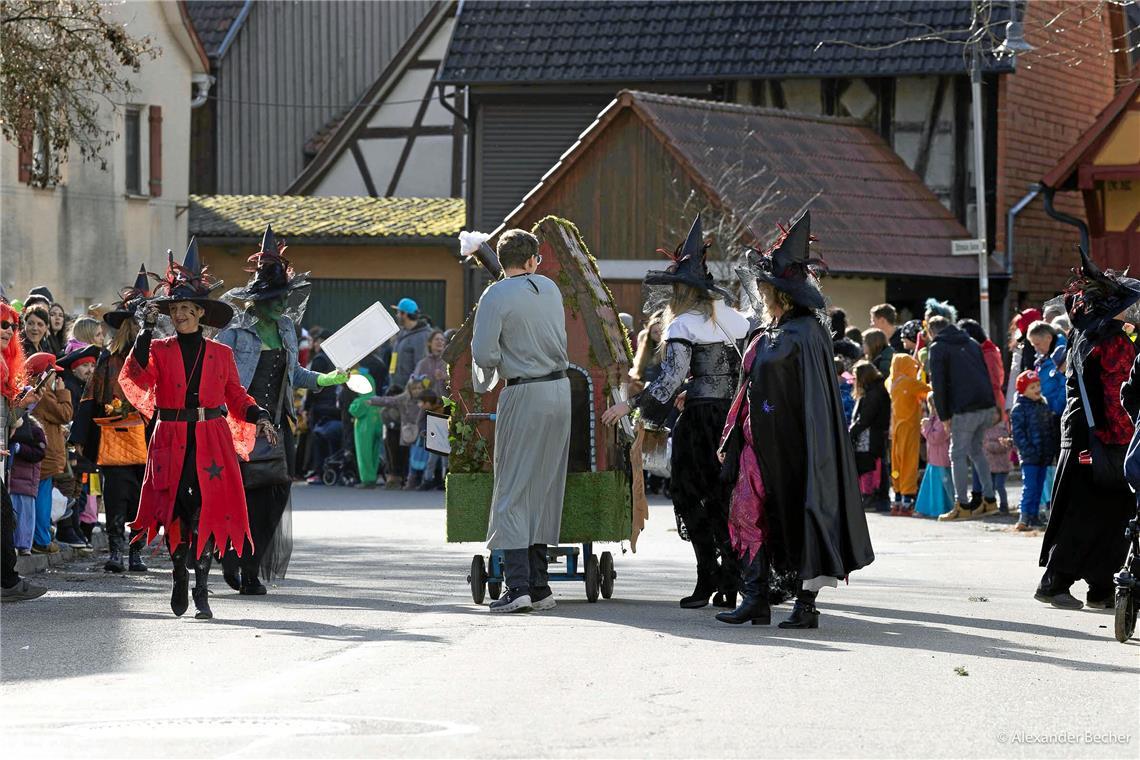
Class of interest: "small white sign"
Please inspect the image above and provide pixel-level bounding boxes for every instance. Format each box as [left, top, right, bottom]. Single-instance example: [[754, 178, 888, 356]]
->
[[321, 302, 400, 370], [425, 411, 451, 455], [952, 239, 987, 256]]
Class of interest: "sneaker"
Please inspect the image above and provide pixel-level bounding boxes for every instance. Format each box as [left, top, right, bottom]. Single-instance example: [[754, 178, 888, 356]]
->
[[938, 503, 978, 522], [1, 579, 48, 602], [31, 542, 60, 554], [56, 527, 87, 548], [1013, 522, 1034, 532], [488, 588, 532, 613], [18, 549, 31, 557], [305, 475, 323, 485], [531, 588, 556, 611], [977, 498, 999, 516]]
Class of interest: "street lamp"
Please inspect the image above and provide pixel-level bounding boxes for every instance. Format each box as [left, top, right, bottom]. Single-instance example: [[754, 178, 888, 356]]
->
[[972, 0, 1034, 335]]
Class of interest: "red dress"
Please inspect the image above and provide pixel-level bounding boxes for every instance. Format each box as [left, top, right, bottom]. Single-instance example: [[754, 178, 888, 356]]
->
[[120, 336, 257, 557]]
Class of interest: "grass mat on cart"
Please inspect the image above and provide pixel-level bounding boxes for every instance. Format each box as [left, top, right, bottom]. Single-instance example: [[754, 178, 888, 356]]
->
[[446, 470, 631, 543]]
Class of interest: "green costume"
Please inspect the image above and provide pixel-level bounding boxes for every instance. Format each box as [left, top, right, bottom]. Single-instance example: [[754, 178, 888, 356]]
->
[[348, 373, 384, 485]]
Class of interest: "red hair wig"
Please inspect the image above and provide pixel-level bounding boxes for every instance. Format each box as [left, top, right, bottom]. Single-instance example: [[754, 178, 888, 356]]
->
[[0, 301, 27, 401]]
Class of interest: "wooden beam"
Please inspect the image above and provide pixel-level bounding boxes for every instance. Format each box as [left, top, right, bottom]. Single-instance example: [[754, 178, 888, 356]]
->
[[359, 126, 454, 139], [350, 141, 379, 197]]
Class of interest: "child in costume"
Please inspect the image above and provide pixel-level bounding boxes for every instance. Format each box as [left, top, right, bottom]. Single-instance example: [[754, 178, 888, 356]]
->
[[347, 369, 384, 488], [887, 353, 930, 515], [915, 405, 954, 517]]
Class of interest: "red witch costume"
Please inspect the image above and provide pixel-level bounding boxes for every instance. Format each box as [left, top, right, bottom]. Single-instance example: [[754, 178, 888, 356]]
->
[[122, 239, 266, 619]]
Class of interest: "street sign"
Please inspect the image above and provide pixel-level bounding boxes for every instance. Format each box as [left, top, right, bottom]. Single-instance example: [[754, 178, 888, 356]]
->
[[952, 238, 987, 256]]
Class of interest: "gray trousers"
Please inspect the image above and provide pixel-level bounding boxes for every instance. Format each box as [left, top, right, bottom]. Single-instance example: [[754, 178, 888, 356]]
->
[[502, 545, 549, 595], [949, 408, 996, 504]]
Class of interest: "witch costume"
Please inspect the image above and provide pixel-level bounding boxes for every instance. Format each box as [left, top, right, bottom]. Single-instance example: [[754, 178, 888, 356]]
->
[[73, 265, 153, 573], [631, 216, 750, 609], [1036, 247, 1140, 610], [717, 212, 874, 627], [121, 240, 268, 620], [216, 225, 328, 594]]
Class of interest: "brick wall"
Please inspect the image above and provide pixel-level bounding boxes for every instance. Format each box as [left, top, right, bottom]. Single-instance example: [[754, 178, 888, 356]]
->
[[996, 0, 1119, 308]]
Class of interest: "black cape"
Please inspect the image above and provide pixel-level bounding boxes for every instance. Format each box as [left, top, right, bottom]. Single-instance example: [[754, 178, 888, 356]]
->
[[725, 310, 875, 579]]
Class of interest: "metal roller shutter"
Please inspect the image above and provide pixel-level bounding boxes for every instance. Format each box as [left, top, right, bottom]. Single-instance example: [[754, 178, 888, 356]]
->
[[304, 278, 447, 333]]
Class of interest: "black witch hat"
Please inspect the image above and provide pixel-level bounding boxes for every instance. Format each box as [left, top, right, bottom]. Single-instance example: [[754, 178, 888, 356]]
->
[[103, 263, 153, 329], [1064, 245, 1140, 333], [151, 238, 234, 329], [643, 215, 732, 300], [750, 211, 826, 310], [227, 224, 309, 302]]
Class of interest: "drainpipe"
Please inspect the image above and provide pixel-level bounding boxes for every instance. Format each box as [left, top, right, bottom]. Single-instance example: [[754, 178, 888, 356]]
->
[[436, 82, 469, 126], [1005, 186, 1039, 274], [190, 74, 215, 109], [1040, 184, 1090, 253]]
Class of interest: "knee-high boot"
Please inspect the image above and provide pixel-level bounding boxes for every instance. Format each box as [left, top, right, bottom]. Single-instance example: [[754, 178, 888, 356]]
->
[[680, 533, 720, 609], [239, 545, 266, 596], [779, 581, 820, 629], [715, 549, 771, 625], [221, 547, 241, 591], [190, 538, 214, 620], [170, 543, 189, 617]]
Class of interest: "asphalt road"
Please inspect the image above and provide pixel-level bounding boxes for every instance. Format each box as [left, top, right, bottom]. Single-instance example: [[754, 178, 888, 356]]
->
[[2, 483, 1138, 758]]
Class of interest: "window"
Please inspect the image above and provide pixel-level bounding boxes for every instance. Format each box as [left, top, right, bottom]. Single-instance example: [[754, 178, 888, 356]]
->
[[125, 108, 141, 194]]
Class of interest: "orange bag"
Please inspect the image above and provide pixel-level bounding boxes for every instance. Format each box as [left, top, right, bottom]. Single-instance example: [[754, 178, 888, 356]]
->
[[95, 413, 148, 467]]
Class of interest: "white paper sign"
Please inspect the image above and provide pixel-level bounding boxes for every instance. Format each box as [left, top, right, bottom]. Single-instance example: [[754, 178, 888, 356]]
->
[[321, 302, 400, 370], [425, 411, 451, 455]]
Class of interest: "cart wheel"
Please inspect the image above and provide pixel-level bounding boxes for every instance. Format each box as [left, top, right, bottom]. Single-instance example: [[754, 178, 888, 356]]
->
[[488, 581, 502, 600], [321, 469, 337, 487], [600, 551, 615, 599], [1115, 588, 1137, 643], [585, 554, 600, 603], [469, 555, 487, 605]]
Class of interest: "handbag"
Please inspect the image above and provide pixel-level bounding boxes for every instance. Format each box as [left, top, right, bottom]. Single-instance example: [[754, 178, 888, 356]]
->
[[1075, 369, 1128, 491], [642, 425, 672, 478], [240, 380, 290, 489], [94, 412, 148, 466], [409, 436, 430, 471]]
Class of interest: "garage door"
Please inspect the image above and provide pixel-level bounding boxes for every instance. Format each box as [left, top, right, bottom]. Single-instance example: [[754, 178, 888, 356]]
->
[[304, 278, 446, 333]]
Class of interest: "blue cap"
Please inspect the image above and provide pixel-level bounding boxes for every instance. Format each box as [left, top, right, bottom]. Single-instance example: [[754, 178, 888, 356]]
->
[[393, 297, 418, 315]]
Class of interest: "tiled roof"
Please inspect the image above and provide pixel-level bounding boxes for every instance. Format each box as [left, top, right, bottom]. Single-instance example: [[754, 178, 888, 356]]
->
[[189, 195, 466, 241], [439, 0, 1012, 85], [503, 91, 984, 279], [184, 0, 247, 57]]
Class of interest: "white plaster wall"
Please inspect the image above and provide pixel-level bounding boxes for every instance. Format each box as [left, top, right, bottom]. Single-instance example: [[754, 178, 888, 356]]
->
[[0, 1, 204, 312], [825, 276, 888, 329]]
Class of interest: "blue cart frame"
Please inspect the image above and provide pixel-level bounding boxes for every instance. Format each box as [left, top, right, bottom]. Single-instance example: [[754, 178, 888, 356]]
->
[[468, 543, 617, 604]]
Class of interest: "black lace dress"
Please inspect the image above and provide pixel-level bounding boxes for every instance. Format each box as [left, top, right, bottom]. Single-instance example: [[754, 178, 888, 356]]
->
[[243, 348, 294, 580]]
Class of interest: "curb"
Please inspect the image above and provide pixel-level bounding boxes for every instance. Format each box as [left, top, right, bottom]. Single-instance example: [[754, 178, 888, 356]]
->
[[16, 528, 109, 576]]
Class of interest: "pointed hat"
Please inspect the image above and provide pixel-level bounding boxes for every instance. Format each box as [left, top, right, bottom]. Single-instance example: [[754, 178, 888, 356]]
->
[[643, 215, 732, 300], [152, 237, 234, 328], [750, 211, 825, 310], [227, 223, 309, 302], [103, 262, 154, 329]]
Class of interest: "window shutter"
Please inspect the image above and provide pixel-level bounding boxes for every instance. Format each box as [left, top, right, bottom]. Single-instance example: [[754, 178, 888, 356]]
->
[[148, 105, 162, 197], [17, 112, 32, 184]]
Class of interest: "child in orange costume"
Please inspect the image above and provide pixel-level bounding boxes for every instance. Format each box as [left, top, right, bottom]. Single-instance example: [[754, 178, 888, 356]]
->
[[887, 353, 931, 515]]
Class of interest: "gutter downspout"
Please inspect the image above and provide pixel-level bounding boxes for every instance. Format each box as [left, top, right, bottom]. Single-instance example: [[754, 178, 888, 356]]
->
[[1005, 186, 1039, 274], [191, 74, 215, 108], [1040, 184, 1090, 254], [216, 0, 253, 60]]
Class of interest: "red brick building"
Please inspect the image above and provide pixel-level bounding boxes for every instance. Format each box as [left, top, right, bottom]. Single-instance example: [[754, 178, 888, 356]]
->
[[996, 0, 1137, 307]]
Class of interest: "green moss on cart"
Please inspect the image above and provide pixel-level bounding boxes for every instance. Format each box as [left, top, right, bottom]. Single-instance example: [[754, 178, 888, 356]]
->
[[446, 470, 632, 543]]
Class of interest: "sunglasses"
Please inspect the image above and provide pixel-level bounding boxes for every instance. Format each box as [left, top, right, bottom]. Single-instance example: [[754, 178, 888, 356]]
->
[[0, 320, 16, 330]]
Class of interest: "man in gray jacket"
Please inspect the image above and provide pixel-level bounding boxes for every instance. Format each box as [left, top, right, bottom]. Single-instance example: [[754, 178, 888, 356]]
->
[[391, 297, 432, 388]]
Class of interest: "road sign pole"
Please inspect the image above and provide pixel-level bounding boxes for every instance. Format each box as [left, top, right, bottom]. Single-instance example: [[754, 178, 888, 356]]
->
[[971, 49, 990, 333]]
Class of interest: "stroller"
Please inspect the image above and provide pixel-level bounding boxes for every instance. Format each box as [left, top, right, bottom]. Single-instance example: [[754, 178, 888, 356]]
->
[[321, 447, 359, 487], [1116, 425, 1140, 642]]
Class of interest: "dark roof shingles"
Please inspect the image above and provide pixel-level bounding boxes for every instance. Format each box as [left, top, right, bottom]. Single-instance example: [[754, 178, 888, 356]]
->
[[439, 0, 1010, 84], [184, 0, 247, 57]]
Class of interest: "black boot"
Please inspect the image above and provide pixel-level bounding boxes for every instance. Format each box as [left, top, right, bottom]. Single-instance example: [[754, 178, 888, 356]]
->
[[779, 586, 820, 629], [128, 545, 147, 572], [716, 550, 771, 625], [104, 549, 125, 573], [221, 548, 241, 591], [239, 569, 267, 596], [170, 545, 189, 617], [712, 546, 741, 608], [191, 543, 213, 620], [680, 539, 720, 609]]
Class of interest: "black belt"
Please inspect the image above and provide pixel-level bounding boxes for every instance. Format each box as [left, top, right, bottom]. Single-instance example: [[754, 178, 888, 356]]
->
[[505, 370, 567, 387], [157, 406, 225, 422]]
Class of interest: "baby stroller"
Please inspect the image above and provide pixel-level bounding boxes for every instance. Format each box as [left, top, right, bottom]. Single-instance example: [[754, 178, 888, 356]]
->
[[1114, 498, 1139, 643], [321, 447, 359, 487]]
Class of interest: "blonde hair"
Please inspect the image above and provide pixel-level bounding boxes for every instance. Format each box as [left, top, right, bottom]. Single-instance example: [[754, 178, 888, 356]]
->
[[758, 283, 794, 325], [109, 319, 138, 357], [632, 310, 666, 380], [68, 316, 102, 346], [666, 283, 714, 324]]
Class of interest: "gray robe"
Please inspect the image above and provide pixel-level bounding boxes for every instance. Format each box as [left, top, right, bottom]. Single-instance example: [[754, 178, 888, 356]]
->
[[471, 274, 571, 549]]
